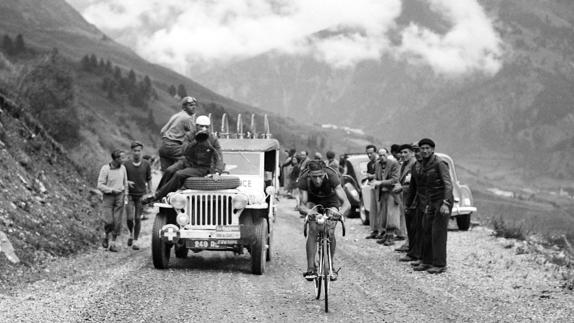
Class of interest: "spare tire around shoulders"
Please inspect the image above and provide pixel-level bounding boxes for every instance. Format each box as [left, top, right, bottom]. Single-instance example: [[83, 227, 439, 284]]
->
[[183, 176, 241, 190]]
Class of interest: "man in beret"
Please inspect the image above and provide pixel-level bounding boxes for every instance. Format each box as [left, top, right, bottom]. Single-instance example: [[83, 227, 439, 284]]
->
[[405, 138, 453, 273]]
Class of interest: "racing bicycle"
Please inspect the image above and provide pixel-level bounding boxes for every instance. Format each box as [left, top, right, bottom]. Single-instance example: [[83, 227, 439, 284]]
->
[[304, 204, 346, 313]]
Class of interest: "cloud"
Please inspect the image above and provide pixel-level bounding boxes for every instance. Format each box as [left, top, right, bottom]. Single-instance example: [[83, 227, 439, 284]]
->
[[67, 0, 503, 75], [396, 0, 503, 76]]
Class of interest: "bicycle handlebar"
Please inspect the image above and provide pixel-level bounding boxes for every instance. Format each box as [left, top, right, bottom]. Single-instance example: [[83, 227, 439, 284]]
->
[[303, 205, 346, 238]]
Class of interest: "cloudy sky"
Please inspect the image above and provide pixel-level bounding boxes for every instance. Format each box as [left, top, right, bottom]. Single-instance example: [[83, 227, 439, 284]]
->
[[66, 0, 503, 76]]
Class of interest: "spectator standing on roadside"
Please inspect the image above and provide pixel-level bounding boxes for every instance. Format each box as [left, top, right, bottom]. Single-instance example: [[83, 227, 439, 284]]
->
[[390, 144, 402, 163], [158, 96, 197, 171], [406, 138, 453, 274], [372, 148, 401, 245], [395, 144, 417, 254], [97, 149, 128, 252], [281, 148, 296, 196], [365, 144, 379, 239], [124, 141, 152, 251], [325, 150, 340, 175], [298, 150, 310, 173]]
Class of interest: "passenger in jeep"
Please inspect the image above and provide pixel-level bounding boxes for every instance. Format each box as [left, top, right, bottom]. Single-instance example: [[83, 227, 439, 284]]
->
[[143, 115, 224, 204], [298, 160, 350, 281]]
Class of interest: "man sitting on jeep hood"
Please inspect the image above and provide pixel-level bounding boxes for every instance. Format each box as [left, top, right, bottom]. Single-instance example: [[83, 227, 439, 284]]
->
[[144, 115, 224, 203]]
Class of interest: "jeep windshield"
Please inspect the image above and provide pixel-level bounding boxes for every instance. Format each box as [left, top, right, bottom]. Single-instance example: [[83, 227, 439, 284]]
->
[[223, 152, 262, 176]]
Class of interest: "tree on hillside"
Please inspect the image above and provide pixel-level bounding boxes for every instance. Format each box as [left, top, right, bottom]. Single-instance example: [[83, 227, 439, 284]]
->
[[89, 54, 97, 70], [2, 35, 14, 55], [113, 66, 122, 80], [81, 54, 91, 71], [105, 60, 112, 73], [14, 34, 25, 54], [18, 51, 80, 145], [127, 69, 136, 88], [168, 84, 177, 96], [177, 83, 187, 98]]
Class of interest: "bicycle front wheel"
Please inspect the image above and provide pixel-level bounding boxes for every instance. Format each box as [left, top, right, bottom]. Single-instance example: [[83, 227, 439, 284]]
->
[[324, 242, 330, 312], [314, 241, 323, 300]]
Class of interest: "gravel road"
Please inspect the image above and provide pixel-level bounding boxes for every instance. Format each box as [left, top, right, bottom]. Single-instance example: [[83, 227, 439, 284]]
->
[[1, 199, 573, 322]]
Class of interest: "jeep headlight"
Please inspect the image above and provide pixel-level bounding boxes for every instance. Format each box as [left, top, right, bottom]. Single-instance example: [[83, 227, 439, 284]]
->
[[232, 193, 249, 211], [176, 212, 190, 226], [167, 193, 187, 210]]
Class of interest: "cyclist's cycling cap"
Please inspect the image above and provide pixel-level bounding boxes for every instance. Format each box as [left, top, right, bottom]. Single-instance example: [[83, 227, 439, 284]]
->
[[308, 160, 325, 175], [196, 115, 211, 126]]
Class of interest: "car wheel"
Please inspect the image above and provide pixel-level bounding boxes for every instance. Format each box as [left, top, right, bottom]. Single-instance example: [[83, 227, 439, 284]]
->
[[152, 214, 171, 269], [251, 217, 268, 275], [359, 202, 370, 225], [456, 213, 471, 231]]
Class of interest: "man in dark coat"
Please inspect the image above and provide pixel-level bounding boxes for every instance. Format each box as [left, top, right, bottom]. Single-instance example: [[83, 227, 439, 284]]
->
[[406, 138, 453, 274], [143, 115, 224, 203], [394, 144, 418, 253]]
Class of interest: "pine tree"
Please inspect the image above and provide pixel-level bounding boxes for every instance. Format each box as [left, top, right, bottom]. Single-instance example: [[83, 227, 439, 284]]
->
[[168, 84, 177, 96], [89, 54, 98, 69], [2, 34, 14, 55], [105, 60, 113, 73], [81, 54, 91, 71], [177, 83, 187, 98], [14, 34, 25, 54], [113, 66, 122, 80]]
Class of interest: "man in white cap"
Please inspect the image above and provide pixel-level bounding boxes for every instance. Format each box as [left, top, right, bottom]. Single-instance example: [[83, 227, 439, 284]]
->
[[143, 115, 224, 203], [158, 96, 197, 171]]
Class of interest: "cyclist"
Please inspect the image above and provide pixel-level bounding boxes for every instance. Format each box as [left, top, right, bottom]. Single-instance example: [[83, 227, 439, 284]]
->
[[298, 160, 351, 281]]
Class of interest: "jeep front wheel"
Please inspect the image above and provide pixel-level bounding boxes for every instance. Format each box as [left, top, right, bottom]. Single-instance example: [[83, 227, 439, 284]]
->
[[152, 214, 171, 269], [251, 217, 268, 275]]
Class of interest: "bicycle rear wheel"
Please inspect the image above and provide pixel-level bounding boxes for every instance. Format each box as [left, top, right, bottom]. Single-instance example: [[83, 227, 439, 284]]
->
[[324, 242, 330, 312], [314, 241, 323, 300]]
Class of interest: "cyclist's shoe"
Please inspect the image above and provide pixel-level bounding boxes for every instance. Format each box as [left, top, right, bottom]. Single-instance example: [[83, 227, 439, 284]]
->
[[303, 270, 317, 281], [329, 271, 338, 281]]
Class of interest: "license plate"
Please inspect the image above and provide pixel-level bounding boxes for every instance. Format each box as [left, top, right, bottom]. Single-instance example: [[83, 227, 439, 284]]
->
[[187, 240, 239, 249]]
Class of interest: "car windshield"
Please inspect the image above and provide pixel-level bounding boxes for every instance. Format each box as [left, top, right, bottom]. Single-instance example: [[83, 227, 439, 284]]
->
[[223, 152, 261, 175]]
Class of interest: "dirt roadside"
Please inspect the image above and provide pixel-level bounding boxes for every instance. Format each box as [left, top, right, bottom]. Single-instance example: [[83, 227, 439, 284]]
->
[[0, 199, 573, 322]]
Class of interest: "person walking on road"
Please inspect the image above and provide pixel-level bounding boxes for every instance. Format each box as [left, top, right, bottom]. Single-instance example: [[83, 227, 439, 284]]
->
[[158, 96, 197, 171], [406, 138, 453, 274], [97, 149, 129, 252], [125, 141, 152, 251]]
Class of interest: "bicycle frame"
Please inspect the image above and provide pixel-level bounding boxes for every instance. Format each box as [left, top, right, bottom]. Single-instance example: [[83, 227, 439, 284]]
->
[[305, 204, 344, 313]]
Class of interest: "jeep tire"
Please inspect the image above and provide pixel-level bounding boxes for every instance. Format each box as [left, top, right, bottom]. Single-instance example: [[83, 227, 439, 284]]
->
[[183, 176, 241, 190], [251, 217, 268, 275], [152, 214, 171, 269]]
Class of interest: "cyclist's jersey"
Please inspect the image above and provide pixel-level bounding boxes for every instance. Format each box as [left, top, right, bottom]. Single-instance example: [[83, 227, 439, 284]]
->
[[298, 167, 341, 208]]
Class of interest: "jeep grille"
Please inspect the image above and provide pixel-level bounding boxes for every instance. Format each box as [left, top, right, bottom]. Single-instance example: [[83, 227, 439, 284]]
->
[[187, 193, 234, 226]]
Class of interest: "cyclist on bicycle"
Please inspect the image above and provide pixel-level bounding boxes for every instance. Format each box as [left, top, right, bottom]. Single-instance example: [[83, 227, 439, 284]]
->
[[298, 160, 351, 281]]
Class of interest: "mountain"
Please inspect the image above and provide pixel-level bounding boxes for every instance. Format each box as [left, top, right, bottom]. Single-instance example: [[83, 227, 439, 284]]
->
[[195, 0, 574, 179], [0, 0, 365, 183]]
